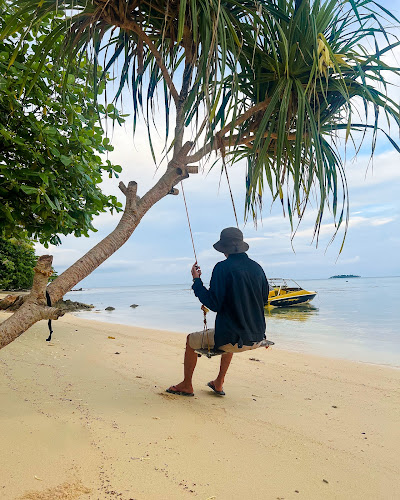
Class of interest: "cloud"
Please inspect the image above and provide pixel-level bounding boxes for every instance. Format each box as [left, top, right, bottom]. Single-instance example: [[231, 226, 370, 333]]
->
[[346, 150, 400, 188], [34, 243, 81, 267], [370, 217, 395, 226], [337, 255, 360, 265], [246, 236, 272, 242], [152, 256, 193, 263]]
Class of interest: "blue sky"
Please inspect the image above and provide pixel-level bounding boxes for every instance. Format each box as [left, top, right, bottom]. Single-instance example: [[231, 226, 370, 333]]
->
[[35, 7, 400, 287]]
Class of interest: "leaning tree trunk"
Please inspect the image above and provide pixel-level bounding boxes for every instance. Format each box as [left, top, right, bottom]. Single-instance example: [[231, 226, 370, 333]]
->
[[0, 142, 197, 349]]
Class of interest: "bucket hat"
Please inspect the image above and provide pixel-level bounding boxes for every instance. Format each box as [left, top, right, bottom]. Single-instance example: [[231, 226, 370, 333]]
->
[[213, 227, 249, 254]]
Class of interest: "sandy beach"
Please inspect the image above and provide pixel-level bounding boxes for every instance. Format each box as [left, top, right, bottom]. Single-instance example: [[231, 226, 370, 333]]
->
[[0, 310, 399, 500]]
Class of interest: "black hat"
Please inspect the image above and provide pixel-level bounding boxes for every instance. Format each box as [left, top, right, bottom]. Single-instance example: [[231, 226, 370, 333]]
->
[[213, 227, 249, 254]]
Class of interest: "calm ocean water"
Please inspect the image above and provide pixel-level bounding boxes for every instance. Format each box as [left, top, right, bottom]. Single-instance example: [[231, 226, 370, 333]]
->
[[67, 276, 400, 367]]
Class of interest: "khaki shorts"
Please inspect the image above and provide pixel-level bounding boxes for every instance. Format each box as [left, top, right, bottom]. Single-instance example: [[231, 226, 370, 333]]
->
[[188, 329, 263, 353]]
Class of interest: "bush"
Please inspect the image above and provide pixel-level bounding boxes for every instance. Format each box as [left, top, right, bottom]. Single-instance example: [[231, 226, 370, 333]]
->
[[0, 238, 36, 290]]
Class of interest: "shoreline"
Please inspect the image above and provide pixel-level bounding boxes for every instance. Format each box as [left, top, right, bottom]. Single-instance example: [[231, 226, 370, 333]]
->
[[74, 310, 400, 370], [2, 300, 399, 370], [1, 311, 399, 499], [3, 285, 399, 369]]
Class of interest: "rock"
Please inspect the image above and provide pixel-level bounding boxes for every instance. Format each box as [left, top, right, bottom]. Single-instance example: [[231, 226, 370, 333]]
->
[[105, 306, 115, 311], [130, 304, 139, 308], [55, 300, 94, 312]]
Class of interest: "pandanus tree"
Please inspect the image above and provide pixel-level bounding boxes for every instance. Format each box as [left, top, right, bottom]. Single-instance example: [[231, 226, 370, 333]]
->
[[0, 0, 399, 348]]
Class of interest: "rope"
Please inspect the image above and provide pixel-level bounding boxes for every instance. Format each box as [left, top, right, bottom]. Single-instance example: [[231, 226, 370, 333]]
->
[[201, 305, 210, 353], [222, 159, 239, 228], [180, 181, 197, 262], [45, 290, 53, 342], [180, 181, 211, 352]]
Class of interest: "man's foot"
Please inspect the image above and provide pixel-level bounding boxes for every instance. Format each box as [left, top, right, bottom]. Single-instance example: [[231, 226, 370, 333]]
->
[[207, 381, 225, 396], [166, 383, 194, 397]]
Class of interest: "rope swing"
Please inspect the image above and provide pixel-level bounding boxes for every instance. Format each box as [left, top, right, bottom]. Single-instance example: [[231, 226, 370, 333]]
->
[[180, 180, 211, 354], [180, 169, 274, 358]]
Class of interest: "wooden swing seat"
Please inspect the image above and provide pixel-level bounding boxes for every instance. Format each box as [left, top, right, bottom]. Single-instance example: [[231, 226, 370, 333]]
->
[[195, 339, 275, 358]]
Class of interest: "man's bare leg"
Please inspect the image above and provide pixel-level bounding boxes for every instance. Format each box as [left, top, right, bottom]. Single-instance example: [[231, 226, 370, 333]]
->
[[167, 335, 198, 394], [211, 352, 233, 392]]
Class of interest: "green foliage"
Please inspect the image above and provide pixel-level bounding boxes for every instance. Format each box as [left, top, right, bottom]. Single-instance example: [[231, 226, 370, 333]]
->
[[0, 3, 124, 245], [227, 0, 400, 245], [0, 238, 36, 290], [3, 0, 400, 246]]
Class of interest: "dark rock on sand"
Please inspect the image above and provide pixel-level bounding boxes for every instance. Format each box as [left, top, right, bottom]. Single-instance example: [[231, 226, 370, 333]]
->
[[55, 300, 94, 312]]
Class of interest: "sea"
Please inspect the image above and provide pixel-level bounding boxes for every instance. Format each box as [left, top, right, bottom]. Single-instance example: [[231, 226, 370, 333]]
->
[[66, 276, 400, 368]]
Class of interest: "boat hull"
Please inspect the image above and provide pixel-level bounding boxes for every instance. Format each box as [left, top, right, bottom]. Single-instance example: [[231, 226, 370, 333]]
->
[[268, 292, 316, 307]]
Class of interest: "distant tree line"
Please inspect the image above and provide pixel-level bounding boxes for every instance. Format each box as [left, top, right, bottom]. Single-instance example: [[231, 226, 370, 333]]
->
[[0, 238, 36, 290], [0, 238, 58, 290]]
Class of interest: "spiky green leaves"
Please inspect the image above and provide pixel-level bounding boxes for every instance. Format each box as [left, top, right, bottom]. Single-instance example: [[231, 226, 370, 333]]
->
[[216, 0, 400, 247], [3, 0, 400, 248]]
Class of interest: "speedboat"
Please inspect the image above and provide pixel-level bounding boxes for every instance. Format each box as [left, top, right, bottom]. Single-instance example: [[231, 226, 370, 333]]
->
[[267, 278, 316, 307]]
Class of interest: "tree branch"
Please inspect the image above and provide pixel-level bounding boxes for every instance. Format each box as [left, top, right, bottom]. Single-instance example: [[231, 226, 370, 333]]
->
[[174, 62, 194, 154], [224, 131, 297, 146], [0, 255, 65, 350], [185, 99, 273, 163], [217, 99, 272, 138], [118, 19, 180, 105], [29, 255, 54, 304], [186, 129, 298, 164], [119, 181, 140, 212], [167, 141, 194, 170]]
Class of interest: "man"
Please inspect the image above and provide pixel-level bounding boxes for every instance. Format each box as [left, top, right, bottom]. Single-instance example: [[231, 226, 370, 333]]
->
[[166, 227, 269, 397]]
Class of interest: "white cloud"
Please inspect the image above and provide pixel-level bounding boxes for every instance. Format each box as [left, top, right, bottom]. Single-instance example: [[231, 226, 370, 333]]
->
[[346, 150, 400, 188], [34, 243, 81, 267], [152, 256, 193, 263], [337, 255, 360, 265], [246, 236, 276, 242], [370, 217, 395, 226]]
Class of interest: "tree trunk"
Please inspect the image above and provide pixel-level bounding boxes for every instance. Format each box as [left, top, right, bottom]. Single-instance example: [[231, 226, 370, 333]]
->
[[0, 255, 65, 349], [0, 145, 197, 349]]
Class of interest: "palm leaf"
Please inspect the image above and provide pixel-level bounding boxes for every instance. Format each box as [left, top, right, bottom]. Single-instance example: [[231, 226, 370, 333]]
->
[[3, 0, 400, 249]]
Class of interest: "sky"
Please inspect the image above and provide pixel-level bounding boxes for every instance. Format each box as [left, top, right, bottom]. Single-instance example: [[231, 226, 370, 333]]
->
[[35, 5, 400, 287]]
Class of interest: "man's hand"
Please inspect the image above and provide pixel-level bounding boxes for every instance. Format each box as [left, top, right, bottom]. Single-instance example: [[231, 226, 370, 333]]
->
[[191, 262, 202, 279]]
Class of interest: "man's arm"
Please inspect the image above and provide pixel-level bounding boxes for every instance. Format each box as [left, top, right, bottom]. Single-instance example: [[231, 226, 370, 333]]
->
[[192, 264, 226, 312]]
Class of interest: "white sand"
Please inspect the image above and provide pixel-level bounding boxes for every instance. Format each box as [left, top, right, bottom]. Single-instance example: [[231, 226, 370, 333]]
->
[[1, 311, 399, 499]]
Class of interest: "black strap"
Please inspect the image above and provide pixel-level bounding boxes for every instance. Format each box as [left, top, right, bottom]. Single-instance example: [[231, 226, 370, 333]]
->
[[45, 290, 53, 342]]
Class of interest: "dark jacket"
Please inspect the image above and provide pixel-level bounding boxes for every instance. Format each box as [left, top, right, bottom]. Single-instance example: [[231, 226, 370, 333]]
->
[[192, 253, 269, 349]]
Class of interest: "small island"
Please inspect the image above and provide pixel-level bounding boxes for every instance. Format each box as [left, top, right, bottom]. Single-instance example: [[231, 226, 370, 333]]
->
[[329, 274, 361, 279]]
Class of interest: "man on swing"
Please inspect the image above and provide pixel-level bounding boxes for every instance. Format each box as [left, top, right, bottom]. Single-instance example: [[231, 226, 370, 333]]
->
[[167, 227, 269, 397]]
